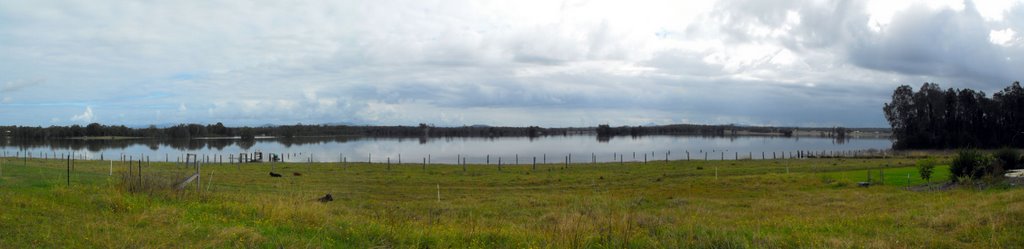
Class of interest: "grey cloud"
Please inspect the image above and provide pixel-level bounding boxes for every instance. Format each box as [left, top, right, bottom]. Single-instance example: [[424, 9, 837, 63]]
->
[[1, 79, 43, 93], [0, 1, 1017, 127], [643, 50, 726, 77], [0, 79, 44, 104], [703, 0, 1020, 89], [848, 2, 1018, 87]]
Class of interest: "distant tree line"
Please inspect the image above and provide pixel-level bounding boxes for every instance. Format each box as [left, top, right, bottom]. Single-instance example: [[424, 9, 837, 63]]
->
[[592, 124, 855, 137], [0, 135, 378, 152], [596, 124, 732, 137], [2, 123, 239, 140], [0, 123, 595, 140], [884, 81, 1024, 149]]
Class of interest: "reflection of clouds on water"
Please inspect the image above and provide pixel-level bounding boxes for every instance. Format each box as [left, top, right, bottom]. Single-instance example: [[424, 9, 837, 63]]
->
[[2, 136, 892, 164]]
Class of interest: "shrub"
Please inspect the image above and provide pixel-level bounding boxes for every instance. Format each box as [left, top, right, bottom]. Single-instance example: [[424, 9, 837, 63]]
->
[[993, 148, 1022, 171], [949, 150, 993, 182], [916, 158, 936, 183]]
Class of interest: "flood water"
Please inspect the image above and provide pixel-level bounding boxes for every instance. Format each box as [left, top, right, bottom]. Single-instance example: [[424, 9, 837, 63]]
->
[[1, 135, 892, 164]]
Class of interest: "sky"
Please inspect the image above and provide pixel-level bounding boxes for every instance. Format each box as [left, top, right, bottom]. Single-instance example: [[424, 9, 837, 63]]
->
[[1, 0, 1022, 128]]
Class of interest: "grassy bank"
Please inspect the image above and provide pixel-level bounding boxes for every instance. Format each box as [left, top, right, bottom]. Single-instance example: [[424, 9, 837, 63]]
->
[[0, 156, 1021, 248]]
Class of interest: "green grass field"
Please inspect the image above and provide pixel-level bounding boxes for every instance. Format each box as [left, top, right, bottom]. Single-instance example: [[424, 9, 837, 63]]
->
[[1, 155, 1022, 248]]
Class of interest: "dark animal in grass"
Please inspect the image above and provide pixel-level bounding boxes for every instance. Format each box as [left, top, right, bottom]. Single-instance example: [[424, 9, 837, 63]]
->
[[293, 172, 302, 176], [269, 172, 282, 177], [317, 193, 333, 202]]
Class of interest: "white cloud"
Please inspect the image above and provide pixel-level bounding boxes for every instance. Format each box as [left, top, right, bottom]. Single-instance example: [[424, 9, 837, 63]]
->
[[973, 0, 1021, 21], [990, 28, 1017, 46], [70, 106, 94, 123]]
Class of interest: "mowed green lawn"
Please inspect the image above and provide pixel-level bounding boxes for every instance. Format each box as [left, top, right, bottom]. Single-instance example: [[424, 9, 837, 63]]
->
[[0, 156, 1022, 248]]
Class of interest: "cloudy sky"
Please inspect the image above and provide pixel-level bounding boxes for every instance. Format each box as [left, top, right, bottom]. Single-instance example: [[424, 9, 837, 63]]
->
[[1, 0, 1022, 128]]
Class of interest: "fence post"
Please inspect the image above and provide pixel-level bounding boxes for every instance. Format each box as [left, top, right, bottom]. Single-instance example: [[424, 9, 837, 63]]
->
[[197, 162, 201, 193], [880, 168, 884, 184]]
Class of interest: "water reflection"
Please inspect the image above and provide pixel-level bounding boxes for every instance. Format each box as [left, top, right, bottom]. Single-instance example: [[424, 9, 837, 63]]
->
[[1, 135, 892, 164]]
